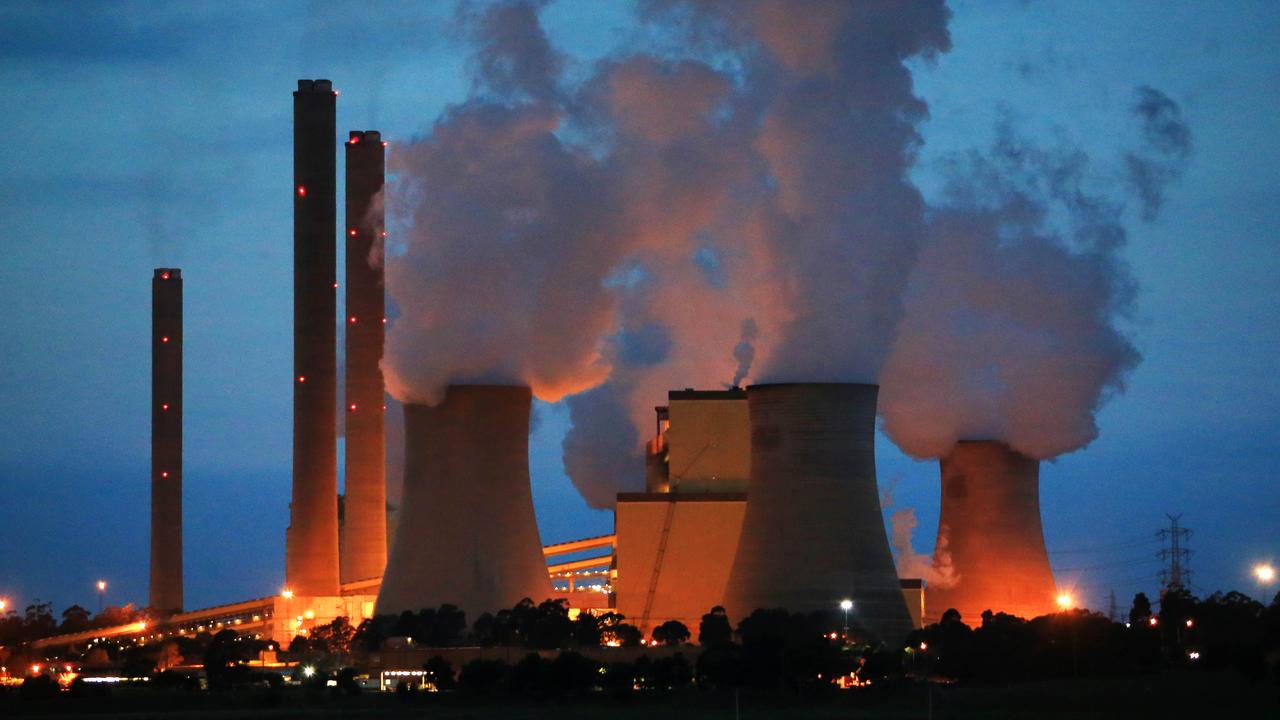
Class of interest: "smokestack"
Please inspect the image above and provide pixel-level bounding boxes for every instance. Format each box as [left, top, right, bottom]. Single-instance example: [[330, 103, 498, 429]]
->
[[150, 268, 183, 613], [341, 130, 387, 584], [725, 383, 913, 642], [287, 79, 340, 596], [376, 385, 551, 619], [926, 441, 1057, 624]]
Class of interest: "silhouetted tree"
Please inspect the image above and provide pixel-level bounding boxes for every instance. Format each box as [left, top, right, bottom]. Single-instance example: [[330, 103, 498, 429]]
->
[[459, 658, 507, 695], [652, 619, 690, 646], [423, 654, 456, 690], [1129, 592, 1153, 626], [699, 606, 733, 648], [60, 605, 91, 633]]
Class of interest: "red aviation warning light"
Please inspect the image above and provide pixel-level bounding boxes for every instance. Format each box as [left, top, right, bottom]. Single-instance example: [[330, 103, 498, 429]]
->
[[297, 376, 306, 383], [348, 404, 357, 412], [161, 404, 169, 411], [349, 316, 357, 324], [349, 135, 359, 145], [161, 471, 169, 479], [161, 336, 170, 343], [349, 229, 357, 237], [297, 186, 307, 197], [161, 272, 170, 280]]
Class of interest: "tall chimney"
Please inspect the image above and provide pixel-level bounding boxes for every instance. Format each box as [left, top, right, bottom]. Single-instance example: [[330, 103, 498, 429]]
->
[[725, 383, 913, 642], [341, 130, 387, 584], [287, 79, 340, 596], [376, 385, 552, 619], [926, 441, 1057, 624], [150, 267, 183, 613]]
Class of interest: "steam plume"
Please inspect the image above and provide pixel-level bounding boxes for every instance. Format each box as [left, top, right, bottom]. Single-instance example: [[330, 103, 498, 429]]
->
[[729, 318, 758, 388], [1126, 86, 1193, 221], [382, 1, 622, 405], [881, 98, 1191, 459], [890, 508, 958, 590]]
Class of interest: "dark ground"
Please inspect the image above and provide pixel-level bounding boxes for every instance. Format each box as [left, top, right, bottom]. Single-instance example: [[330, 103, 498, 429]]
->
[[2, 670, 1276, 719]]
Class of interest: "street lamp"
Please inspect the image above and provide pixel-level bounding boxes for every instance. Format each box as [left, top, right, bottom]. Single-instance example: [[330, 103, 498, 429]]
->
[[1255, 563, 1276, 603], [839, 599, 853, 637], [96, 580, 106, 612]]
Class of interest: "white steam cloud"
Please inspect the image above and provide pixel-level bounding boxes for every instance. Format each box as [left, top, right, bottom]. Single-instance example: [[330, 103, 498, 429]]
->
[[880, 102, 1191, 460]]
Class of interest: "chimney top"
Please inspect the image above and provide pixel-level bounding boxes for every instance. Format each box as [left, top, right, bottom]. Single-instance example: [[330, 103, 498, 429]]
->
[[296, 79, 334, 93]]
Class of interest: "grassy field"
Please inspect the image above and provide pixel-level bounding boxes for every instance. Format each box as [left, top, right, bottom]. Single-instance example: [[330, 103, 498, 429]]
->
[[1, 670, 1275, 719]]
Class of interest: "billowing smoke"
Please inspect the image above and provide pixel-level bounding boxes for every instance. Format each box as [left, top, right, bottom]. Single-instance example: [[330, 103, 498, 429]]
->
[[559, 0, 952, 505], [729, 318, 758, 388], [889, 508, 958, 590], [1126, 86, 1193, 221], [382, 1, 623, 405], [880, 99, 1192, 460]]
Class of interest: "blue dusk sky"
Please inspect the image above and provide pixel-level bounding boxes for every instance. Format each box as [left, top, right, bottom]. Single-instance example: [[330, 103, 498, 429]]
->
[[0, 0, 1277, 617]]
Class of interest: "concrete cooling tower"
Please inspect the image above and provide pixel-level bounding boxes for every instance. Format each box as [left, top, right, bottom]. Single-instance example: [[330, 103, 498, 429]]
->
[[926, 440, 1058, 624], [724, 383, 914, 643], [376, 385, 552, 620]]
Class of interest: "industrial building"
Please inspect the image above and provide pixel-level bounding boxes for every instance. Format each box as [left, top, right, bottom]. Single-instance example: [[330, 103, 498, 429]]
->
[[31, 77, 1060, 662]]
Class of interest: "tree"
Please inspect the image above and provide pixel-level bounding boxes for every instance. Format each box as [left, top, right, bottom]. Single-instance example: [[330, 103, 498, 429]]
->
[[698, 606, 733, 648], [1129, 592, 1153, 626], [309, 617, 355, 657], [459, 658, 507, 695], [60, 605, 91, 634], [204, 629, 251, 688], [423, 655, 456, 690], [652, 620, 691, 646]]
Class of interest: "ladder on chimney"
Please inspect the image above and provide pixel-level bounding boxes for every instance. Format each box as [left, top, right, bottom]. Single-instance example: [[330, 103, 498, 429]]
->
[[637, 441, 711, 633]]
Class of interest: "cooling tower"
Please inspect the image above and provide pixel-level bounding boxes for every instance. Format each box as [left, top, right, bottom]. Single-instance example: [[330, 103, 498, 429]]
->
[[724, 383, 913, 643], [287, 79, 340, 596], [376, 385, 552, 619], [340, 130, 387, 584], [150, 268, 183, 613], [926, 441, 1057, 624]]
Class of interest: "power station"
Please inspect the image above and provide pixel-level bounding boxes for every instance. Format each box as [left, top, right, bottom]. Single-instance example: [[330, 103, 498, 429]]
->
[[90, 78, 1074, 657]]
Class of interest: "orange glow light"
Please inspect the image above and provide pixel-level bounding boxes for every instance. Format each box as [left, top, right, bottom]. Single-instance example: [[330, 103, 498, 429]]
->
[[1056, 593, 1073, 610]]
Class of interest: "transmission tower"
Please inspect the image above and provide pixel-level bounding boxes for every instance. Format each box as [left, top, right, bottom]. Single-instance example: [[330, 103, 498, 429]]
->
[[1157, 513, 1192, 592]]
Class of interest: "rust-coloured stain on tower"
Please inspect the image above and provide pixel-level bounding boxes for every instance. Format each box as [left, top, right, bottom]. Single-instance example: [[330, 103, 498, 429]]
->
[[341, 130, 387, 584], [926, 441, 1058, 625], [151, 267, 183, 612], [287, 79, 340, 596]]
